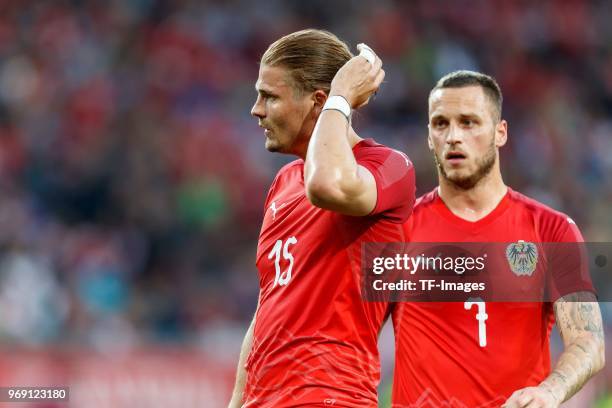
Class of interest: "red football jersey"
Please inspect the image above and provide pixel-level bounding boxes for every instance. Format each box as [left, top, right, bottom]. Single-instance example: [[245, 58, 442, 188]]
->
[[243, 139, 416, 407], [392, 188, 595, 408]]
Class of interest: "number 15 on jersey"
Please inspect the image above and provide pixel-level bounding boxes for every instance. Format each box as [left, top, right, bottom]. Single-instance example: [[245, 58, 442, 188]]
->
[[268, 237, 298, 287]]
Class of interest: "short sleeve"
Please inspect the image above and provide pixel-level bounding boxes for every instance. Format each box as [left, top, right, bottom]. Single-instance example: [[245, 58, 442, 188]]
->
[[546, 216, 596, 301], [356, 147, 415, 223]]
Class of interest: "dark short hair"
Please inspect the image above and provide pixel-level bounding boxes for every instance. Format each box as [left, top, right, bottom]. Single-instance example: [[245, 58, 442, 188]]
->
[[261, 29, 353, 96], [430, 70, 503, 121]]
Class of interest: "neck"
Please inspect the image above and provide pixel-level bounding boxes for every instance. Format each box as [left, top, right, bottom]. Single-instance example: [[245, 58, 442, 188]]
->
[[438, 164, 507, 222]]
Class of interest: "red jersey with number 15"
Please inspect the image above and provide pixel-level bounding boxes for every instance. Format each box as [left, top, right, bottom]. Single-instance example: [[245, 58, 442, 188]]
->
[[392, 187, 594, 408], [244, 139, 415, 408]]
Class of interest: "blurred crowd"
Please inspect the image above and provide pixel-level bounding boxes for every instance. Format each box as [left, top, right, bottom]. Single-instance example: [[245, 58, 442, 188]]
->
[[0, 0, 610, 402]]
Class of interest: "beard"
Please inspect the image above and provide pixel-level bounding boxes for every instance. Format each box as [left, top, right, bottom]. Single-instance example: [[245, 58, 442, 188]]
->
[[265, 137, 281, 152], [434, 139, 496, 190]]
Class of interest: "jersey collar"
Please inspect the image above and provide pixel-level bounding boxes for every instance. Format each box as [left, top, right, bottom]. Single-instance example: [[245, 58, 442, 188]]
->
[[432, 187, 512, 233]]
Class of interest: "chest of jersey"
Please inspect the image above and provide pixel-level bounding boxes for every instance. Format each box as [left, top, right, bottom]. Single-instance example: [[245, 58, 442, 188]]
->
[[255, 170, 349, 299], [397, 195, 562, 349], [410, 207, 553, 302]]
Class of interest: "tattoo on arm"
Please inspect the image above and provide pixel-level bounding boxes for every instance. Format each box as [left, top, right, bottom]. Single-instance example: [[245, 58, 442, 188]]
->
[[545, 291, 605, 402], [555, 292, 604, 341]]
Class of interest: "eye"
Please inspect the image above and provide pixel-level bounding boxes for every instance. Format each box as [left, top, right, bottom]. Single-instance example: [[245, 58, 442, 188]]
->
[[257, 91, 276, 102], [461, 118, 475, 126], [433, 119, 448, 129]]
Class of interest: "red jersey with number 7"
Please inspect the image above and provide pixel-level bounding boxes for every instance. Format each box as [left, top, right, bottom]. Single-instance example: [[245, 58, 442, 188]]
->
[[243, 139, 415, 407], [392, 188, 595, 408]]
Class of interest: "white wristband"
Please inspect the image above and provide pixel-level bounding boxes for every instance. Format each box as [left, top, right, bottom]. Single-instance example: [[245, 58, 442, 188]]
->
[[322, 95, 351, 119]]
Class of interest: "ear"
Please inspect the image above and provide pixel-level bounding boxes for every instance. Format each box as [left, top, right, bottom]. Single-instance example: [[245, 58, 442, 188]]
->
[[311, 90, 328, 116], [427, 124, 434, 151], [495, 119, 508, 147]]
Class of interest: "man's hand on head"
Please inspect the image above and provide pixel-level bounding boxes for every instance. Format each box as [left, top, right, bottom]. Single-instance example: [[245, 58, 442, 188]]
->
[[329, 43, 385, 109]]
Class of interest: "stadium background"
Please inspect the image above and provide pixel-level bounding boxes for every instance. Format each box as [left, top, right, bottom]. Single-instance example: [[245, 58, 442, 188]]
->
[[0, 0, 610, 406]]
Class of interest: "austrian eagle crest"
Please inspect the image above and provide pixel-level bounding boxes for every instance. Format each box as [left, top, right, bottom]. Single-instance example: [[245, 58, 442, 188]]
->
[[506, 241, 538, 276]]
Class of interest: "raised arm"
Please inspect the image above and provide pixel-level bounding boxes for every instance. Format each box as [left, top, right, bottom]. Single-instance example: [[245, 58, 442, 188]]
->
[[503, 291, 605, 407], [304, 45, 385, 216]]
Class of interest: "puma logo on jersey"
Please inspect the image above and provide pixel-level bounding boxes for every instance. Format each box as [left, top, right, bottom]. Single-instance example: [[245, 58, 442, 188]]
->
[[269, 201, 287, 221]]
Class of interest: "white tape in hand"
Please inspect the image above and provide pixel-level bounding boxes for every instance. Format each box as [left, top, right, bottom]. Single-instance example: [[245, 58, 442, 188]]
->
[[357, 43, 376, 65]]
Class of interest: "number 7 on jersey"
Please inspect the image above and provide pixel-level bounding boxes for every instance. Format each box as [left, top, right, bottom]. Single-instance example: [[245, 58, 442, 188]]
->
[[465, 301, 488, 347]]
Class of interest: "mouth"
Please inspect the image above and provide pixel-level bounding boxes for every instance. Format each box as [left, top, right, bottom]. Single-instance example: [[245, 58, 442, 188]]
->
[[445, 151, 466, 164], [259, 123, 272, 137]]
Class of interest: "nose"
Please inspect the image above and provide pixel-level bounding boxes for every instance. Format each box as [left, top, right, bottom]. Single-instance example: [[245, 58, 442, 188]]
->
[[251, 95, 265, 119], [446, 123, 463, 145]]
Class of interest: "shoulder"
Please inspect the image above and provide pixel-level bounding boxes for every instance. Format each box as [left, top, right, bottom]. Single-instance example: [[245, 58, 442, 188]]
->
[[415, 189, 438, 208], [411, 189, 438, 215], [507, 188, 581, 241], [271, 159, 303, 184], [354, 139, 414, 168], [264, 159, 303, 207], [402, 189, 438, 231], [507, 189, 574, 224], [277, 159, 303, 176], [354, 139, 415, 187]]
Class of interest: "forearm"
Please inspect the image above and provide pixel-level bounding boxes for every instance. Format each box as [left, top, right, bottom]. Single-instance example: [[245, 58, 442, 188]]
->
[[544, 298, 606, 404], [228, 316, 256, 408], [540, 334, 604, 403]]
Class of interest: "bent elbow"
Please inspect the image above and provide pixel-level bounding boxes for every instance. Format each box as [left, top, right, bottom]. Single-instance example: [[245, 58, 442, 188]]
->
[[305, 179, 340, 209]]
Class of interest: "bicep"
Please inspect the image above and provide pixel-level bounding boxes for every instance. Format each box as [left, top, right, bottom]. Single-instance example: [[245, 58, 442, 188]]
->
[[310, 164, 376, 216], [554, 291, 604, 346], [350, 164, 377, 215], [317, 149, 414, 217]]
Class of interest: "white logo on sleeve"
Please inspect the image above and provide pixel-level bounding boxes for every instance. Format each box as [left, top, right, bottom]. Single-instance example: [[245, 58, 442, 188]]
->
[[394, 149, 412, 167]]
